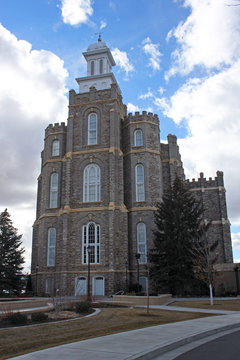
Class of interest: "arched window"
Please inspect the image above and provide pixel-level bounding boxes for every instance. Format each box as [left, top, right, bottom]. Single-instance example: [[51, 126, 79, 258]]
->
[[137, 223, 147, 264], [99, 59, 103, 74], [49, 173, 58, 208], [134, 130, 143, 146], [82, 222, 100, 264], [135, 164, 145, 202], [88, 113, 97, 145], [83, 164, 101, 202], [47, 228, 56, 266], [91, 60, 95, 75], [52, 140, 60, 156]]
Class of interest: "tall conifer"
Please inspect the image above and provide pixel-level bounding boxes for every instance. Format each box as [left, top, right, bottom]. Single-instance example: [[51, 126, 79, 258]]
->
[[150, 176, 205, 295], [0, 209, 25, 295]]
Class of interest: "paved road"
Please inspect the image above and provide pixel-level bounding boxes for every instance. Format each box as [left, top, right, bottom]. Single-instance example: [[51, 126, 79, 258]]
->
[[174, 329, 240, 360]]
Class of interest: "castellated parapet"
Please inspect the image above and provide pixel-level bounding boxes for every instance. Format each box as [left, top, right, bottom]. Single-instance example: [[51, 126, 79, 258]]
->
[[186, 171, 224, 188], [45, 122, 67, 136], [124, 111, 159, 125]]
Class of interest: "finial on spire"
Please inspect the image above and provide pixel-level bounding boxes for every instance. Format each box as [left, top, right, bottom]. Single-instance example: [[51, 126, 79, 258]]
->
[[95, 31, 103, 42]]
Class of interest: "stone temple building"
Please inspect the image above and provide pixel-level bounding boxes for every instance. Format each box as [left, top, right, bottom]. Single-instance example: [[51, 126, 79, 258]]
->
[[31, 38, 233, 297]]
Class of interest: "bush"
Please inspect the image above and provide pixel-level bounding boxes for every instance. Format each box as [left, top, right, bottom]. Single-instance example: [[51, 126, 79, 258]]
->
[[75, 301, 92, 314], [4, 312, 28, 325], [31, 312, 48, 322]]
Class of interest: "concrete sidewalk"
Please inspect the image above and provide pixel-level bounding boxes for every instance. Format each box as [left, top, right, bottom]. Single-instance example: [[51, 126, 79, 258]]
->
[[8, 311, 240, 360]]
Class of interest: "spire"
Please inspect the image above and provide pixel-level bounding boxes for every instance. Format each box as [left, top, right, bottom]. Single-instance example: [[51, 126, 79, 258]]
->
[[76, 38, 121, 94]]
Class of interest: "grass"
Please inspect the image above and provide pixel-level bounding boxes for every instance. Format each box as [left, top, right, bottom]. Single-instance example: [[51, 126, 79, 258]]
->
[[170, 299, 240, 311], [0, 307, 214, 360]]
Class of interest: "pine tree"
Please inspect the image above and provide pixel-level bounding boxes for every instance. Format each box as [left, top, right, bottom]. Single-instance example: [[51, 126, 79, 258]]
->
[[150, 176, 206, 296], [0, 209, 25, 295]]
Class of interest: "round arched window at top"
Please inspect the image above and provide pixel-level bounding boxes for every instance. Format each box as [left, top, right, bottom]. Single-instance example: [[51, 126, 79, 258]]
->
[[134, 130, 143, 146], [52, 140, 60, 156]]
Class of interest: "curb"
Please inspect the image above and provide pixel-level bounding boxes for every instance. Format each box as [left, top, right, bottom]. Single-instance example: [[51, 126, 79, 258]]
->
[[127, 322, 240, 360]]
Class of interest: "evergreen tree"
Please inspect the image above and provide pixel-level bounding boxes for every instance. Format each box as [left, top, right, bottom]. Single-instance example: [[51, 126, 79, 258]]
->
[[150, 176, 206, 296], [0, 209, 25, 295]]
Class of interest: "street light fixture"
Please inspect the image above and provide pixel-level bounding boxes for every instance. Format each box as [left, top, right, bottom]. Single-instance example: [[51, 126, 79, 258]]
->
[[87, 245, 91, 302], [135, 253, 140, 293]]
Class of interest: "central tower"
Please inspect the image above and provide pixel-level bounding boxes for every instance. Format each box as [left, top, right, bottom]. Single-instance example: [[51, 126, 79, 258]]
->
[[32, 39, 129, 296]]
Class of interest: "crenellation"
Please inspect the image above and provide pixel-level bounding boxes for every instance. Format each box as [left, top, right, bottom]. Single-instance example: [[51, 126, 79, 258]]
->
[[186, 171, 226, 190]]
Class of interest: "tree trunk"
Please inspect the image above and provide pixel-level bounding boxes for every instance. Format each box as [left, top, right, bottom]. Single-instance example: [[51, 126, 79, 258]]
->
[[209, 283, 213, 305]]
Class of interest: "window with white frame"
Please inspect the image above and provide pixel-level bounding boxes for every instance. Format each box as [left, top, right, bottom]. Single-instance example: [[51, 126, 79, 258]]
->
[[88, 113, 97, 145], [83, 164, 101, 202], [91, 60, 95, 75], [134, 129, 143, 146], [135, 164, 145, 201], [49, 173, 58, 208], [137, 222, 147, 264], [52, 140, 60, 156], [47, 228, 56, 266], [82, 222, 100, 264]]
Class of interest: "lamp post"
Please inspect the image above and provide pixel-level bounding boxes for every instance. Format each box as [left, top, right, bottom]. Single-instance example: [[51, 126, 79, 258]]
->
[[87, 245, 91, 302], [135, 253, 140, 293], [35, 265, 39, 296]]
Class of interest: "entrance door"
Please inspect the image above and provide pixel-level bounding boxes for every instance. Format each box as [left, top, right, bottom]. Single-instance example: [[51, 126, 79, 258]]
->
[[139, 277, 148, 293], [75, 276, 86, 296], [93, 276, 104, 296]]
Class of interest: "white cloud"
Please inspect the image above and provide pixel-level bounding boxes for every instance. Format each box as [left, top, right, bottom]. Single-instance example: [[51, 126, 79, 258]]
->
[[166, 0, 240, 79], [127, 103, 140, 113], [139, 88, 154, 100], [100, 20, 107, 30], [60, 0, 93, 26], [156, 60, 240, 224], [142, 37, 162, 71], [158, 87, 165, 95], [0, 24, 68, 270], [232, 233, 240, 251], [111, 48, 134, 76]]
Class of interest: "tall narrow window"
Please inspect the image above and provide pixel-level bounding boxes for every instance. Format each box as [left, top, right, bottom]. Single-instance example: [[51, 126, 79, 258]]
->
[[83, 164, 101, 202], [91, 60, 94, 75], [47, 228, 56, 266], [137, 223, 147, 264], [135, 164, 145, 202], [82, 222, 100, 264], [88, 113, 97, 145], [134, 130, 143, 146], [99, 59, 103, 74], [52, 140, 60, 156], [46, 278, 54, 295], [49, 173, 58, 208]]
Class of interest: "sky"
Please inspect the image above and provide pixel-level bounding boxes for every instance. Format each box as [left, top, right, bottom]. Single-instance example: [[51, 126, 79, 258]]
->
[[0, 0, 240, 272]]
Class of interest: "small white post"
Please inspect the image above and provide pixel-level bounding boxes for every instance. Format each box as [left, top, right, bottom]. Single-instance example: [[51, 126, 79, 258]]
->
[[209, 283, 213, 306]]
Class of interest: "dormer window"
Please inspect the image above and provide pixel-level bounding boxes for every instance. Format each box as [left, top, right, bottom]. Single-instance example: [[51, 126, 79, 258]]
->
[[91, 60, 95, 75]]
